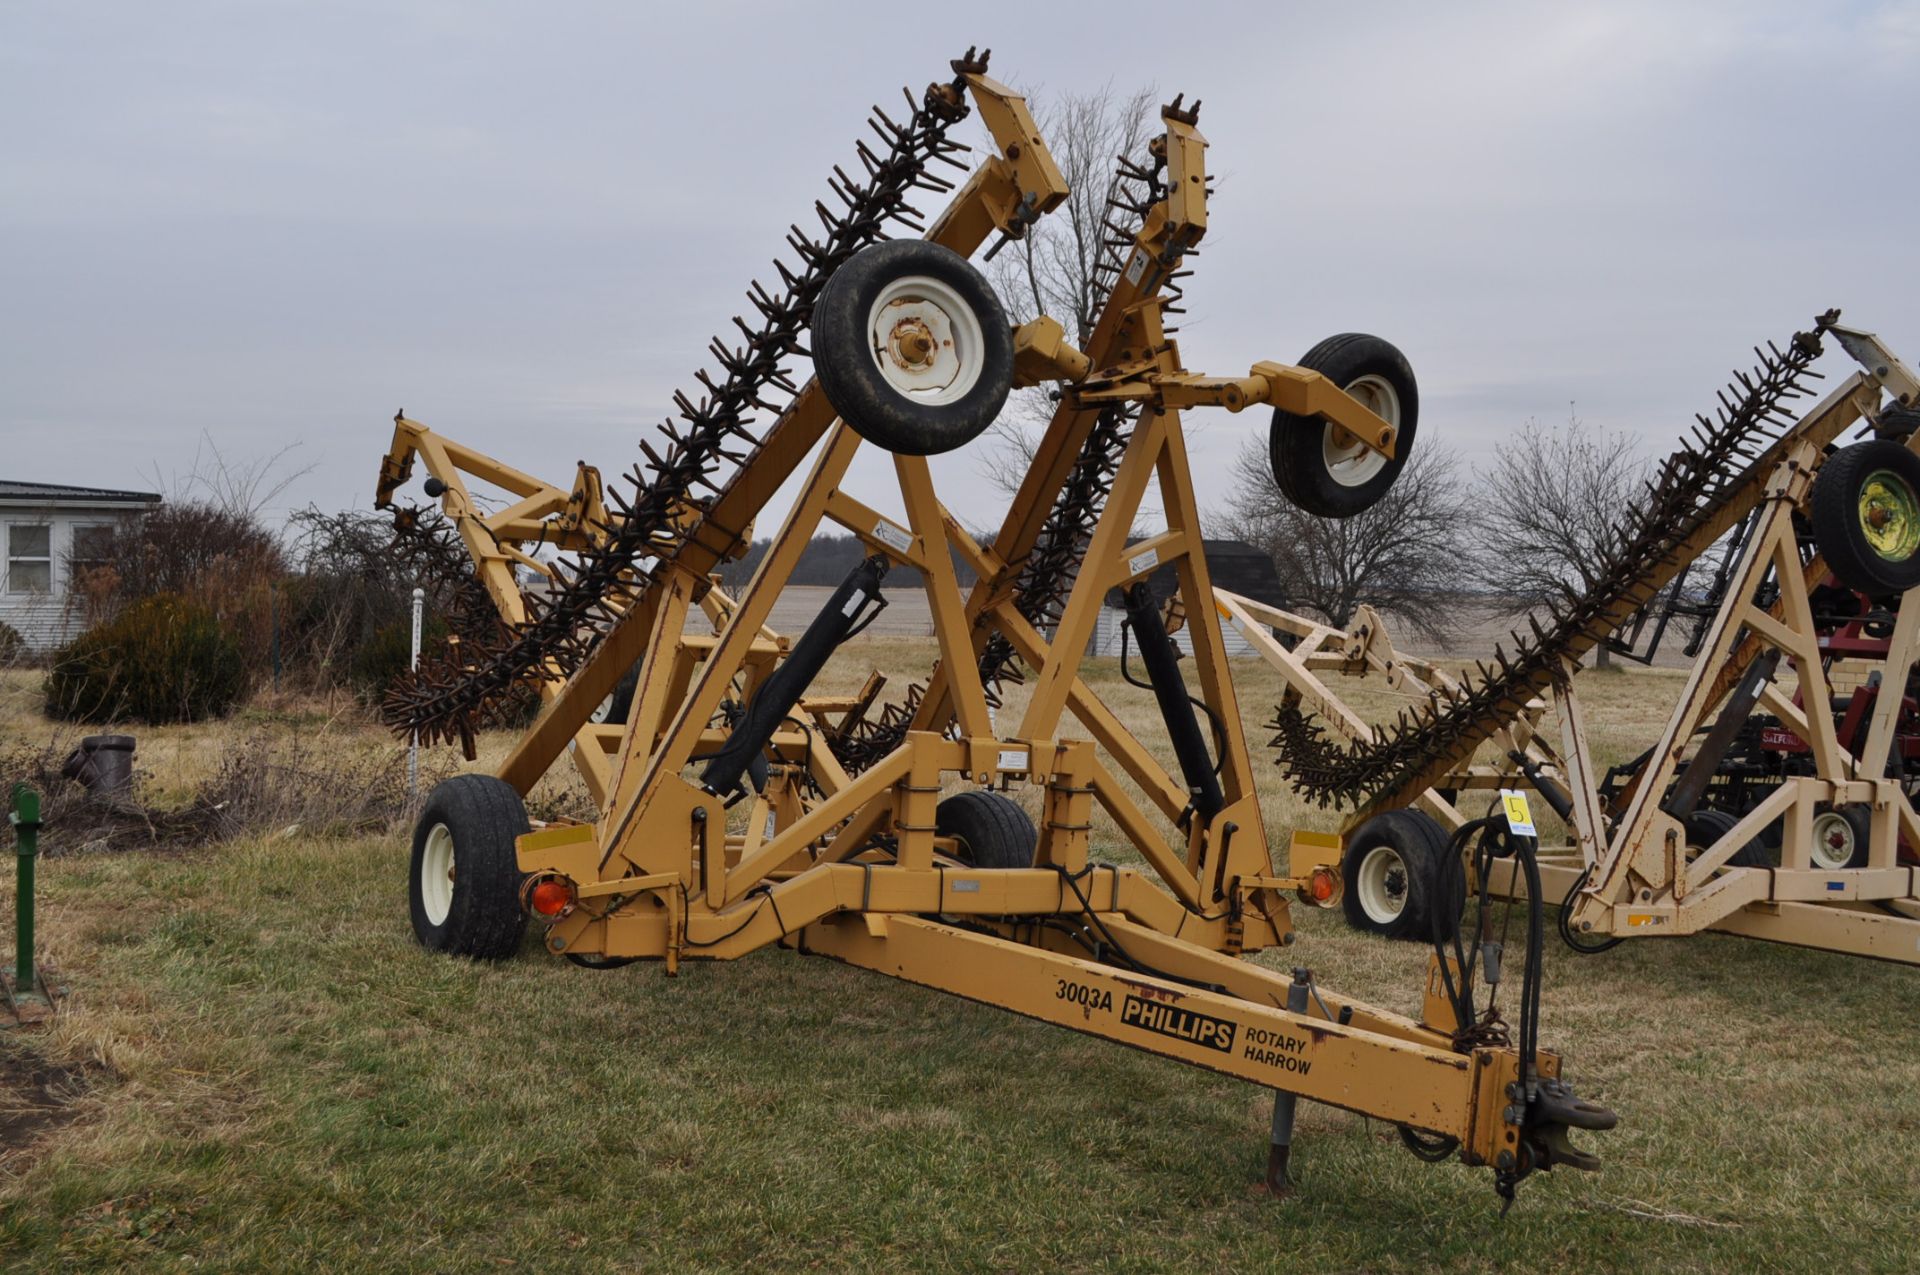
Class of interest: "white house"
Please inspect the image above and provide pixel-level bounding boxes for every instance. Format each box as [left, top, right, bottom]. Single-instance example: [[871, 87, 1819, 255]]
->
[[2, 480, 162, 651]]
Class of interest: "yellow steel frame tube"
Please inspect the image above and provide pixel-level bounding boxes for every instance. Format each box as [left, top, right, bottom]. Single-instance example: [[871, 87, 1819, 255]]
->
[[804, 913, 1534, 1165]]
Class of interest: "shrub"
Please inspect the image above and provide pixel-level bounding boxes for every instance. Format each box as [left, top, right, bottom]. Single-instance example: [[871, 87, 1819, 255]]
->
[[284, 506, 506, 699], [348, 613, 450, 694], [0, 621, 24, 665], [89, 501, 285, 606], [44, 594, 248, 725], [71, 501, 286, 675]]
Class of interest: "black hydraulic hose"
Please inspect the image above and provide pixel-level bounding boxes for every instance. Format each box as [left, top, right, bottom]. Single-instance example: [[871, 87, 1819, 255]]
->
[[1407, 814, 1503, 1169], [1508, 751, 1574, 824], [1504, 749, 1627, 955], [1434, 809, 1547, 1091], [565, 952, 641, 970], [1425, 799, 1556, 1202], [1049, 864, 1228, 995], [1399, 1125, 1459, 1162], [1434, 817, 1495, 1033], [1119, 583, 1225, 820], [699, 555, 888, 797], [1558, 866, 1625, 953], [1508, 833, 1545, 1101]]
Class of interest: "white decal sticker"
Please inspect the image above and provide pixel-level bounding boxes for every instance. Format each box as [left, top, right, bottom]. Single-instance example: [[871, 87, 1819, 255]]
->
[[1123, 247, 1149, 286], [998, 749, 1030, 772], [1128, 547, 1159, 577], [873, 518, 913, 552]]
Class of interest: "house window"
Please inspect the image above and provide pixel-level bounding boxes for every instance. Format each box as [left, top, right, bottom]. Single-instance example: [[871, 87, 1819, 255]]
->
[[7, 524, 52, 593], [70, 523, 116, 577]]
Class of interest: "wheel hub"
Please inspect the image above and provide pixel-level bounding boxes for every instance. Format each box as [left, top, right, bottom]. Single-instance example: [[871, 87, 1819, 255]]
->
[[864, 273, 982, 406], [1356, 843, 1411, 923], [1810, 810, 1858, 870], [420, 822, 456, 927], [1322, 374, 1399, 489], [1859, 470, 1920, 561], [888, 317, 937, 369]]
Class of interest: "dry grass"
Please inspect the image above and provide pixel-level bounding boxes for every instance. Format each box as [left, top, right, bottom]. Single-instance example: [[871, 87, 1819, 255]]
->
[[0, 639, 1916, 1271]]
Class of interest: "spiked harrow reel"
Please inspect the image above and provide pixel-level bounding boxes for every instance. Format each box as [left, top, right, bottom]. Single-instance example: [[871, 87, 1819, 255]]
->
[[373, 49, 1612, 1206]]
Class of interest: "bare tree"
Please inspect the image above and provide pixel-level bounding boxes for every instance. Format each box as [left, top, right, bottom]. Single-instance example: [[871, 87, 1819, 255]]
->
[[1217, 437, 1476, 646], [1468, 410, 1645, 666], [143, 431, 313, 523], [978, 82, 1159, 502]]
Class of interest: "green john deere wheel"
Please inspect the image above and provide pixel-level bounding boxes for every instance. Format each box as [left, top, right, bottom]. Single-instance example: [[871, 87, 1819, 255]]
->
[[1811, 440, 1920, 595]]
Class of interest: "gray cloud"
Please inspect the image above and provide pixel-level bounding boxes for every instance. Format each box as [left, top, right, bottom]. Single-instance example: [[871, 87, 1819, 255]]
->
[[3, 1, 1915, 540]]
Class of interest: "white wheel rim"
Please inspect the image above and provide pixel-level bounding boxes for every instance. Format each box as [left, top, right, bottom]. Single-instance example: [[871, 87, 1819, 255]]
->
[[1322, 373, 1399, 488], [421, 822, 455, 926], [865, 274, 984, 406], [1355, 843, 1410, 924], [1810, 811, 1857, 871]]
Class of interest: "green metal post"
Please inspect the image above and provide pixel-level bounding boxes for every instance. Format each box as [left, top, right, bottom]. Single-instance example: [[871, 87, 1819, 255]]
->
[[9, 784, 38, 993]]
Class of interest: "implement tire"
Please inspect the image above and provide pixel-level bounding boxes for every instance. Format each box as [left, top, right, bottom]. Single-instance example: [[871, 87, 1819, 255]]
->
[[1810, 439, 1920, 595], [1269, 333, 1419, 519], [1342, 807, 1453, 940], [409, 774, 530, 959], [1685, 807, 1772, 870], [812, 239, 1014, 456], [936, 790, 1037, 869]]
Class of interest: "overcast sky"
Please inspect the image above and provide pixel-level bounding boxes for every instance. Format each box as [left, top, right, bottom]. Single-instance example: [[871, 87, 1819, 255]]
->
[[4, 2, 1916, 542]]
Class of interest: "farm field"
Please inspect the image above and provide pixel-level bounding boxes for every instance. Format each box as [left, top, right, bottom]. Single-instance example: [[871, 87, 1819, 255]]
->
[[1, 638, 1917, 1272]]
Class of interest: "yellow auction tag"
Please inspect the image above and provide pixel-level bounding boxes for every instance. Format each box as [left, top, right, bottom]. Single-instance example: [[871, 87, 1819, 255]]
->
[[1498, 788, 1537, 836]]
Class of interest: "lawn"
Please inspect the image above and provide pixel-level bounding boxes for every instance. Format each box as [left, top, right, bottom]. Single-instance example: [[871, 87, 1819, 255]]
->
[[1, 637, 1918, 1273]]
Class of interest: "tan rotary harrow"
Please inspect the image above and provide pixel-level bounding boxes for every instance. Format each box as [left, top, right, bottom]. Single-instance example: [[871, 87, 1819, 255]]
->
[[1245, 319, 1920, 961], [372, 49, 1612, 1204]]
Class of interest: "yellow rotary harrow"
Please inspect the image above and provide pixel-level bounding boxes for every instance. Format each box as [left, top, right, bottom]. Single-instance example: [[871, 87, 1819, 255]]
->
[[372, 48, 1613, 1205]]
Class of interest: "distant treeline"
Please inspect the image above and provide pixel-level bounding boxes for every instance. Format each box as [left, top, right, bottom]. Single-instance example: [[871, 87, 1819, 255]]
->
[[717, 533, 981, 591]]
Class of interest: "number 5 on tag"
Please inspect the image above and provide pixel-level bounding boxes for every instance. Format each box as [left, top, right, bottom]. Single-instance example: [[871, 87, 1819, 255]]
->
[[1499, 789, 1537, 836]]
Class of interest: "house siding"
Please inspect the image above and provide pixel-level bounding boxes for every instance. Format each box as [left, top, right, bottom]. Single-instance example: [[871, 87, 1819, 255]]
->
[[1, 505, 137, 651]]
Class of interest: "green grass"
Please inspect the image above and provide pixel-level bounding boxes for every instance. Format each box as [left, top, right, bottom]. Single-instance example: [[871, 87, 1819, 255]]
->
[[3, 830, 1920, 1271], [4, 648, 1920, 1270]]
